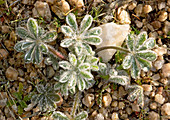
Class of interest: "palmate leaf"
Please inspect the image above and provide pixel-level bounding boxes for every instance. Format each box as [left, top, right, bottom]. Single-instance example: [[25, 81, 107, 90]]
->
[[53, 111, 69, 120], [122, 32, 157, 79], [31, 84, 61, 112], [74, 111, 88, 120], [126, 85, 144, 107], [14, 18, 58, 64], [61, 13, 102, 57]]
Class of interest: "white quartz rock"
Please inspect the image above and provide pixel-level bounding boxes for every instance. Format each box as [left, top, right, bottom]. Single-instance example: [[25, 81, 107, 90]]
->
[[96, 22, 130, 62]]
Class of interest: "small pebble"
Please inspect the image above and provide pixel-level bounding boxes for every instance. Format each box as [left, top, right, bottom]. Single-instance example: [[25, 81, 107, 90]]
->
[[126, 107, 132, 115], [154, 47, 167, 56], [5, 67, 18, 81], [150, 102, 157, 110], [162, 63, 170, 77], [117, 8, 131, 24], [95, 113, 104, 120], [158, 2, 166, 10], [143, 5, 152, 14], [163, 21, 170, 34], [1, 25, 10, 33], [134, 4, 143, 16], [151, 21, 161, 29], [152, 74, 160, 81], [118, 102, 125, 109], [82, 94, 94, 108], [111, 112, 119, 120], [155, 94, 165, 104], [128, 1, 137, 10], [154, 59, 164, 70], [111, 101, 118, 107], [135, 20, 143, 28], [161, 103, 170, 116], [0, 49, 8, 60], [158, 11, 168, 22], [142, 84, 152, 92], [148, 111, 160, 120], [118, 86, 127, 98], [102, 93, 112, 107], [132, 103, 140, 112]]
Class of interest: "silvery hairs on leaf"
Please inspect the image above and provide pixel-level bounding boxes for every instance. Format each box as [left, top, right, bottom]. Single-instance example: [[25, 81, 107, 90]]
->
[[56, 53, 95, 94], [122, 32, 157, 79], [60, 13, 102, 56], [14, 18, 57, 64], [99, 62, 129, 86], [31, 84, 61, 112], [52, 111, 88, 120], [126, 85, 144, 107]]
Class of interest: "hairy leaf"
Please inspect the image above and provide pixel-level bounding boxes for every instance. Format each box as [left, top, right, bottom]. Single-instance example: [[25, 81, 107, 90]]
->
[[53, 111, 69, 120], [66, 13, 78, 31]]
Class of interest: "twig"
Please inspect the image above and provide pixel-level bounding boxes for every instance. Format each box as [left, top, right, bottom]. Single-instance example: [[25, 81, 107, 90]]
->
[[48, 45, 66, 60], [71, 91, 80, 118], [95, 46, 130, 54]]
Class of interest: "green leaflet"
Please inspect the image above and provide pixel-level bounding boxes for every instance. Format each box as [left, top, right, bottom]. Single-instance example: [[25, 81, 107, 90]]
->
[[27, 18, 38, 38], [131, 57, 140, 79], [79, 63, 90, 71], [16, 27, 35, 40], [74, 111, 88, 120], [34, 45, 43, 64], [80, 71, 93, 79], [126, 34, 135, 51], [22, 41, 35, 50], [84, 27, 102, 36], [136, 31, 147, 49], [61, 82, 69, 96], [39, 43, 48, 54], [99, 62, 107, 75], [59, 61, 72, 70], [136, 50, 157, 61], [80, 15, 93, 34], [75, 43, 83, 55], [61, 25, 74, 37], [14, 41, 27, 52], [68, 72, 77, 89], [77, 76, 86, 91], [69, 53, 77, 66], [83, 36, 102, 45], [61, 38, 76, 48], [41, 31, 57, 42], [138, 38, 155, 50], [53, 111, 69, 120], [109, 76, 128, 86], [66, 13, 78, 31], [59, 71, 70, 83], [24, 44, 35, 63], [82, 43, 94, 55], [136, 56, 151, 72], [122, 54, 132, 69]]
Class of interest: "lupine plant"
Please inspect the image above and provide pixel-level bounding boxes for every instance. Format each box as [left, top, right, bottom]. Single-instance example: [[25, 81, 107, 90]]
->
[[31, 84, 61, 112], [60, 13, 102, 56], [13, 12, 158, 119], [122, 32, 157, 79], [14, 18, 64, 64]]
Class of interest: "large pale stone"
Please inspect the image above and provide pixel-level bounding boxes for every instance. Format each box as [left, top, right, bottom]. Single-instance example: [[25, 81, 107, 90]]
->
[[33, 1, 51, 22], [96, 22, 130, 62]]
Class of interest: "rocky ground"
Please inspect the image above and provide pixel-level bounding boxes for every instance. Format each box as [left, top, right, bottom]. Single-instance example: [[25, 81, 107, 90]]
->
[[0, 0, 170, 120]]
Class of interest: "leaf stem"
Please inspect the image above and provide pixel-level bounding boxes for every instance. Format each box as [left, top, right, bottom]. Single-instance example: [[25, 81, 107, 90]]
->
[[47, 45, 66, 60], [72, 91, 80, 118], [95, 46, 130, 54]]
